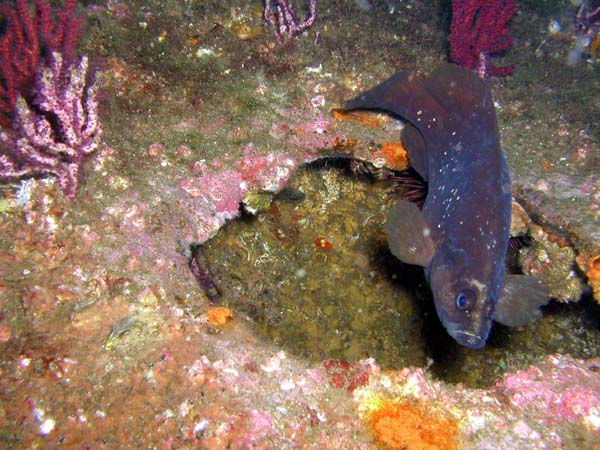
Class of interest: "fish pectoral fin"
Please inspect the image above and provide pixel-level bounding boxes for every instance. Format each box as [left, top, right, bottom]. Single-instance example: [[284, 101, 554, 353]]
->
[[493, 274, 550, 327], [384, 199, 435, 267]]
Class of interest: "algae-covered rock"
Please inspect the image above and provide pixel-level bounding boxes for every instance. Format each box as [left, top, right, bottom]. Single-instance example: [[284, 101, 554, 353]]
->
[[519, 224, 584, 302], [242, 191, 274, 215]]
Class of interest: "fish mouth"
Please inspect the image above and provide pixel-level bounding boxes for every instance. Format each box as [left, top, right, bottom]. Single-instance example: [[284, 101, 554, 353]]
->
[[450, 330, 486, 349]]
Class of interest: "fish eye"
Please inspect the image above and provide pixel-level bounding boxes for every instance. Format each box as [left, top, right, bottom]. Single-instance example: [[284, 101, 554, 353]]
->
[[455, 289, 475, 311]]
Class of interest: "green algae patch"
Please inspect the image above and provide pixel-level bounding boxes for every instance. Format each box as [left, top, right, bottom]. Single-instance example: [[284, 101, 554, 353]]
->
[[203, 163, 428, 369]]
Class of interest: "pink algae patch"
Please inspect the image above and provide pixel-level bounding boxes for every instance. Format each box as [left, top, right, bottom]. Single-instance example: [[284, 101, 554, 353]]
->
[[499, 355, 600, 423], [182, 169, 247, 216]]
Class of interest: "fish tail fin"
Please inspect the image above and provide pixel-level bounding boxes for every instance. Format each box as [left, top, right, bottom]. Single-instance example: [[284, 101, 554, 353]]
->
[[423, 64, 497, 128]]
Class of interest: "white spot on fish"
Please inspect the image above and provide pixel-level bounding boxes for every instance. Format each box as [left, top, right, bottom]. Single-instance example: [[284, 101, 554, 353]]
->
[[469, 278, 487, 295]]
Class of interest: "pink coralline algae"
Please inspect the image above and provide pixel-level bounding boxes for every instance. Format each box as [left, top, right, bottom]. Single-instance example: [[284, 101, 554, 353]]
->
[[323, 358, 380, 393], [237, 144, 298, 191], [174, 110, 345, 247], [449, 0, 516, 78], [355, 355, 600, 448], [498, 355, 600, 429], [0, 52, 101, 198], [182, 151, 297, 223], [269, 111, 342, 155], [181, 145, 303, 244], [182, 169, 248, 221]]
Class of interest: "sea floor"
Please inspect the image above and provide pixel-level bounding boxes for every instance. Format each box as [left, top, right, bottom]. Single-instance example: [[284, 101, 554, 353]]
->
[[1, 0, 599, 448]]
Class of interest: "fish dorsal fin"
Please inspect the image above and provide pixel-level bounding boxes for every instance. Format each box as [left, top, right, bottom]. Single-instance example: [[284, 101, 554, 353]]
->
[[385, 199, 435, 267], [423, 64, 497, 129]]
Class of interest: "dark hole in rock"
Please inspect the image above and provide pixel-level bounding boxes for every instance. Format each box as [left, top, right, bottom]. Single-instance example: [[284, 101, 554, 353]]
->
[[199, 160, 600, 388]]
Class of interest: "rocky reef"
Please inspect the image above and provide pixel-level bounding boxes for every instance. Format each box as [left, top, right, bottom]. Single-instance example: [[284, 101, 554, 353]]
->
[[0, 0, 599, 448]]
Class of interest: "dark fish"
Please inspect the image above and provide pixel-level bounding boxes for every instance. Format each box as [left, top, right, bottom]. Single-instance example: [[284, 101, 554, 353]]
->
[[346, 64, 548, 349]]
